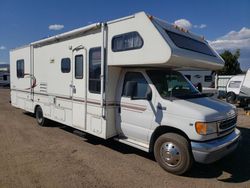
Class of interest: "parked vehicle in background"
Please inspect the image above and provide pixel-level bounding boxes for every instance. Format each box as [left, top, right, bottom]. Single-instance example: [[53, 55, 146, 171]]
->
[[226, 69, 250, 106], [0, 72, 10, 87], [179, 69, 214, 91], [10, 12, 240, 175], [216, 75, 233, 98]]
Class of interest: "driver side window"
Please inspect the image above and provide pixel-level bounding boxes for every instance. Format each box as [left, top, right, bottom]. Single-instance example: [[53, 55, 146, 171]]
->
[[122, 72, 150, 99]]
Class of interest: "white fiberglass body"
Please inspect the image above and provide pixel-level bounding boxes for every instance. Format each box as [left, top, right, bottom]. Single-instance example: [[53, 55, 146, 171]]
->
[[10, 12, 240, 175]]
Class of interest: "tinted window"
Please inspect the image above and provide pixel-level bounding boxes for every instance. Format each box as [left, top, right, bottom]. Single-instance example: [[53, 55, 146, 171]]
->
[[229, 81, 241, 88], [112, 32, 143, 52], [75, 55, 83, 79], [204, 75, 212, 82], [122, 72, 150, 99], [166, 30, 215, 57], [89, 47, 101, 93], [61, 58, 71, 73], [16, 59, 24, 78]]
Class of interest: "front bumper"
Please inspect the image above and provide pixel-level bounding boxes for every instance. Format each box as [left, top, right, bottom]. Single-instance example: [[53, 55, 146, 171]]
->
[[191, 129, 241, 164]]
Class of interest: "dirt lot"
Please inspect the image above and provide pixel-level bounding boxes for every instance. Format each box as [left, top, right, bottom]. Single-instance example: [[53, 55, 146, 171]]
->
[[0, 88, 249, 188]]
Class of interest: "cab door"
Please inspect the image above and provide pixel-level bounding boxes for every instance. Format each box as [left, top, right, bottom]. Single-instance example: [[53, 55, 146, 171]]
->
[[117, 71, 154, 143], [72, 48, 86, 130]]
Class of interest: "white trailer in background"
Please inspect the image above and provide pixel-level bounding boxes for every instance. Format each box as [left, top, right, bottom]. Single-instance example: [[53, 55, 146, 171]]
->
[[179, 69, 214, 88], [216, 75, 233, 97], [10, 12, 240, 175], [226, 69, 250, 105]]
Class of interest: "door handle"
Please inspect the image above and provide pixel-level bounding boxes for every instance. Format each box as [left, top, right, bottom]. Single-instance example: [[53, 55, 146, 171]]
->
[[70, 84, 76, 93], [157, 104, 166, 110]]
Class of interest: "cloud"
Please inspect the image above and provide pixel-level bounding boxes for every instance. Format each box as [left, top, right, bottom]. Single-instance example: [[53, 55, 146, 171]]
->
[[174, 19, 207, 30], [194, 24, 207, 29], [209, 27, 250, 70], [0, 45, 6, 50], [174, 19, 192, 30], [209, 27, 250, 50], [48, 24, 64, 31]]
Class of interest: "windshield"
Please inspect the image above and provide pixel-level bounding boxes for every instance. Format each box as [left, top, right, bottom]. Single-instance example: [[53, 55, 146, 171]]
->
[[147, 70, 204, 99]]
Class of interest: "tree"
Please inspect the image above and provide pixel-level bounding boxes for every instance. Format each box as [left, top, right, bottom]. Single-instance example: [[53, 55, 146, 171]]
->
[[217, 49, 242, 75]]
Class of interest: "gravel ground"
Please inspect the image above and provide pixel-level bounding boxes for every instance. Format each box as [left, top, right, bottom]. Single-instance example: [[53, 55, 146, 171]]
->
[[0, 88, 249, 188]]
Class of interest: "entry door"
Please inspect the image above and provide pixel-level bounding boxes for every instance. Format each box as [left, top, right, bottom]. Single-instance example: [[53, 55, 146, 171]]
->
[[118, 71, 153, 143], [72, 48, 86, 130]]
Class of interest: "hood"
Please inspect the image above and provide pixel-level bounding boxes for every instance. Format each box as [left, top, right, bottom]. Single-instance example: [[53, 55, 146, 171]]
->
[[166, 97, 236, 122]]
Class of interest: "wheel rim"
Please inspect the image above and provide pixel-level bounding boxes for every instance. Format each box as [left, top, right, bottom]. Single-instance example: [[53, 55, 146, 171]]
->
[[37, 109, 43, 123], [160, 142, 182, 167]]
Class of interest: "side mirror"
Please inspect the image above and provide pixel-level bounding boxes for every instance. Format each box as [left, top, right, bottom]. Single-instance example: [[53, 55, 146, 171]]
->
[[196, 83, 203, 93], [145, 86, 152, 101], [124, 81, 152, 101], [124, 81, 137, 97]]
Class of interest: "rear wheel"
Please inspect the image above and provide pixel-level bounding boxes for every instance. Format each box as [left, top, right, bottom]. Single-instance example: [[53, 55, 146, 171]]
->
[[226, 92, 237, 104], [154, 133, 193, 175], [35, 106, 48, 126]]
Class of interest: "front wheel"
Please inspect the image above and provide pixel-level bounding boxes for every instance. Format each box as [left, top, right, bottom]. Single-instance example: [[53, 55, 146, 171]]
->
[[154, 133, 193, 175]]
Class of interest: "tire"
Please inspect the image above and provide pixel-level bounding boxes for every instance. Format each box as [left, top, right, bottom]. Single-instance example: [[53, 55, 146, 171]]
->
[[154, 133, 193, 175], [226, 92, 236, 104], [35, 106, 48, 126]]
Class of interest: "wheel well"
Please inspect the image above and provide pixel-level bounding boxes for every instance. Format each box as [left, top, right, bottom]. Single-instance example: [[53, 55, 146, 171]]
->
[[149, 126, 190, 152]]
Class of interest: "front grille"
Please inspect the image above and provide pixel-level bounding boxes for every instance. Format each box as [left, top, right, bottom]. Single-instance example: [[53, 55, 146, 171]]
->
[[219, 116, 237, 130]]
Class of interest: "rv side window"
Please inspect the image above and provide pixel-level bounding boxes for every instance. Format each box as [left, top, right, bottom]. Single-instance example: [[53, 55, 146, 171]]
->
[[204, 75, 212, 82], [112, 32, 143, 52], [75, 55, 83, 79], [61, 58, 71, 73], [89, 47, 101, 93], [228, 81, 241, 88], [16, 59, 24, 78], [122, 72, 150, 99], [166, 30, 215, 57]]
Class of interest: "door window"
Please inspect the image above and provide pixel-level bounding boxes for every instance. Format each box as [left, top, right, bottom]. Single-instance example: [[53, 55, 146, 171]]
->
[[75, 55, 83, 79], [122, 72, 150, 99], [16, 59, 24, 78], [89, 47, 101, 93]]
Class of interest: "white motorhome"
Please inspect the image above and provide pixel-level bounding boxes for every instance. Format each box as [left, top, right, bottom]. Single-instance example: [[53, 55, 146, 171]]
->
[[10, 12, 240, 175], [226, 69, 250, 105]]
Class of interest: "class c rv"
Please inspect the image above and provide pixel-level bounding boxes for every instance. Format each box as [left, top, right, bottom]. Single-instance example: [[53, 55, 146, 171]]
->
[[10, 12, 240, 175]]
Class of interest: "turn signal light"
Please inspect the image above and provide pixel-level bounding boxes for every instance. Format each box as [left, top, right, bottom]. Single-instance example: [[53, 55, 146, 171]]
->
[[195, 122, 207, 135]]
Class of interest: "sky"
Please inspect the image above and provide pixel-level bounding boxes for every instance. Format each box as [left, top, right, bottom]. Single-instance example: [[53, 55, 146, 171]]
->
[[0, 0, 249, 70]]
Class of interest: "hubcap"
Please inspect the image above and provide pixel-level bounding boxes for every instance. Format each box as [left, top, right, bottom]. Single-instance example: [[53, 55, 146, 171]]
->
[[160, 142, 181, 167]]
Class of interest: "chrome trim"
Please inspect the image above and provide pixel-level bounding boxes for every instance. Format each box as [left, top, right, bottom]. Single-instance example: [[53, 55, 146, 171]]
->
[[160, 142, 182, 167]]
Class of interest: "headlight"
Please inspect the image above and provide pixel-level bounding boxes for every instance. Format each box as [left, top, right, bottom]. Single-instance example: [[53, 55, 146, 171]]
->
[[195, 122, 218, 135]]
